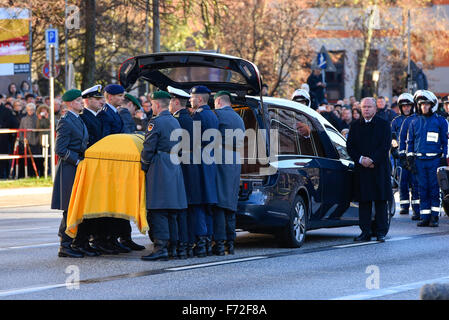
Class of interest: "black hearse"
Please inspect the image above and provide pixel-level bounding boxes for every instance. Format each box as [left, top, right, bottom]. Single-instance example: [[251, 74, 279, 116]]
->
[[118, 51, 394, 248]]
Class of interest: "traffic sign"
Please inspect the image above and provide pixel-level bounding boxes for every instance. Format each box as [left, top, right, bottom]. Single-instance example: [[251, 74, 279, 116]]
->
[[45, 28, 59, 61], [317, 52, 327, 69], [42, 62, 60, 79], [312, 46, 336, 72]]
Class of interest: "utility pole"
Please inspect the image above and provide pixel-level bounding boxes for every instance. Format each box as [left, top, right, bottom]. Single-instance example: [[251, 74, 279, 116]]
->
[[65, 0, 68, 90], [49, 45, 56, 181]]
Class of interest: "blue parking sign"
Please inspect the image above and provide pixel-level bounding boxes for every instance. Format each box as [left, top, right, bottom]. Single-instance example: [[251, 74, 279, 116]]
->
[[45, 28, 59, 61]]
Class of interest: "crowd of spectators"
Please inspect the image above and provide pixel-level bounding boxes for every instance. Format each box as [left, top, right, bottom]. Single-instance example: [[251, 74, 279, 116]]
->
[[313, 95, 399, 138], [0, 82, 65, 179]]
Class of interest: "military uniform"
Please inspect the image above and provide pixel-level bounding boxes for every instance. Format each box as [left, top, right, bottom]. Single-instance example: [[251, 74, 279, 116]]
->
[[51, 89, 88, 258], [168, 86, 201, 258], [141, 91, 187, 261], [212, 91, 245, 255], [97, 84, 144, 252], [190, 85, 219, 257]]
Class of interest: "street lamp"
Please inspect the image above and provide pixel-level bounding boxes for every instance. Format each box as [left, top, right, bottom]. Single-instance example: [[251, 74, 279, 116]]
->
[[372, 70, 380, 98]]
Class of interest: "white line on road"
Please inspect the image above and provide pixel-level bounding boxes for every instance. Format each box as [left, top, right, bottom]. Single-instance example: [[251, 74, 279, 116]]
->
[[0, 226, 54, 232], [331, 276, 449, 300], [0, 283, 67, 298], [0, 234, 147, 251], [165, 256, 268, 271]]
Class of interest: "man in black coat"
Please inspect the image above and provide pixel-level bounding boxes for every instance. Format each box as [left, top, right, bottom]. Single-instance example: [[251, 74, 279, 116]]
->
[[0, 101, 19, 178], [346, 97, 392, 242], [307, 67, 326, 109]]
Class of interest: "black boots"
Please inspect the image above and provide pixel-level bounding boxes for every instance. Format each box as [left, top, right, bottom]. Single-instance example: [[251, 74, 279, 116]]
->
[[58, 240, 84, 258], [206, 237, 213, 256], [168, 242, 178, 259], [194, 236, 207, 258], [418, 216, 439, 227], [226, 240, 235, 255], [120, 236, 146, 251], [399, 208, 409, 215], [429, 216, 439, 227], [177, 242, 188, 259], [212, 240, 225, 256], [141, 240, 169, 261]]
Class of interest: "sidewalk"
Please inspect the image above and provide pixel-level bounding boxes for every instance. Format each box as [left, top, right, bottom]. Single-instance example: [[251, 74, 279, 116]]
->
[[0, 187, 52, 208]]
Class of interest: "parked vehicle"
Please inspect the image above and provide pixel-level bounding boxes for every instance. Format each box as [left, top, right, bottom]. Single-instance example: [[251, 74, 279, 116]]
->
[[119, 51, 394, 248]]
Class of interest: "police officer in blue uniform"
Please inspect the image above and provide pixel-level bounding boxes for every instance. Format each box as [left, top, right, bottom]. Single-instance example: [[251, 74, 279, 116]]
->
[[392, 93, 420, 219], [407, 90, 448, 227], [168, 86, 200, 258], [97, 84, 145, 252], [51, 89, 89, 258], [141, 91, 188, 261], [189, 85, 219, 257], [212, 91, 245, 255]]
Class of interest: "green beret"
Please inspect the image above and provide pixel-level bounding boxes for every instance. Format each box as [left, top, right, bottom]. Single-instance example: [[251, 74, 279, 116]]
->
[[125, 93, 142, 109], [151, 90, 171, 100], [214, 90, 232, 100], [62, 89, 82, 102]]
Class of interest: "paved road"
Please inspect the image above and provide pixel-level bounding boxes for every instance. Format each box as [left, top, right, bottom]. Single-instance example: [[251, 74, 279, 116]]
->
[[1, 203, 449, 302]]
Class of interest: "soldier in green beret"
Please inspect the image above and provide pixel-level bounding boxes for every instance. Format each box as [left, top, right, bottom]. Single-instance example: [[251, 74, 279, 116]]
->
[[118, 93, 141, 133], [51, 89, 90, 258], [141, 91, 188, 261]]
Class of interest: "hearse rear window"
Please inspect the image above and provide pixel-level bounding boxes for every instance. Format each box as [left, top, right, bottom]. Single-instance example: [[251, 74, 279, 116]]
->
[[159, 67, 247, 84]]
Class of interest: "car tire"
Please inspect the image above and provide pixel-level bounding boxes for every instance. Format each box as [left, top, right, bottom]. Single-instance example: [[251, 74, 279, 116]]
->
[[278, 195, 308, 248]]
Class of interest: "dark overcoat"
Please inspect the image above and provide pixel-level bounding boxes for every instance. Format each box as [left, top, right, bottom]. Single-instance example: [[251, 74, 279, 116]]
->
[[118, 107, 136, 133], [141, 109, 187, 210], [97, 103, 124, 137], [173, 108, 203, 205], [215, 106, 245, 211], [192, 104, 219, 205], [51, 111, 88, 211], [0, 104, 19, 154], [346, 115, 392, 202], [80, 108, 102, 147]]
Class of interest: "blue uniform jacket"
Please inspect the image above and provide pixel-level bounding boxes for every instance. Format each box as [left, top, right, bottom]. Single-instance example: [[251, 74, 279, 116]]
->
[[141, 109, 187, 210], [118, 107, 136, 133], [215, 106, 246, 211], [192, 104, 219, 205], [398, 114, 418, 157], [391, 115, 405, 141], [80, 108, 102, 147], [97, 103, 124, 137], [407, 113, 448, 159], [51, 111, 89, 211], [174, 108, 203, 205]]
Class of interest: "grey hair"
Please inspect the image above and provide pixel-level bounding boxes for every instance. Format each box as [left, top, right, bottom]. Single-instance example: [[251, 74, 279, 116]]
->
[[361, 97, 376, 107]]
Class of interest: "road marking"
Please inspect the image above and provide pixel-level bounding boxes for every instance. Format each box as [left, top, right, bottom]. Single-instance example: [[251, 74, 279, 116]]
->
[[333, 241, 379, 248], [0, 234, 147, 251], [166, 256, 268, 271], [0, 226, 53, 232], [331, 276, 449, 300], [0, 283, 67, 298]]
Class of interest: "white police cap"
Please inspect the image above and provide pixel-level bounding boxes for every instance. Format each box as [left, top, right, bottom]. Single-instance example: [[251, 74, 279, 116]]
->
[[167, 86, 190, 99], [81, 84, 103, 98]]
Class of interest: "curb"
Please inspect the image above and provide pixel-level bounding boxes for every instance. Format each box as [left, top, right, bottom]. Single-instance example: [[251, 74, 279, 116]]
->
[[0, 187, 52, 208]]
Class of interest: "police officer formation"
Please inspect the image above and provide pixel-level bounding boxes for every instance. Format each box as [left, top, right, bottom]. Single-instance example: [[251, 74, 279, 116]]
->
[[52, 83, 245, 261]]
